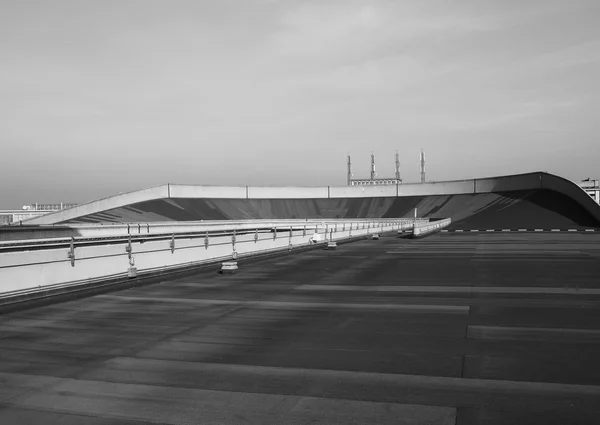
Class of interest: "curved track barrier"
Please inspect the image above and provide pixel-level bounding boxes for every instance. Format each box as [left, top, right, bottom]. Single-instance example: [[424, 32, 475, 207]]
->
[[412, 218, 452, 239], [0, 219, 422, 307], [19, 172, 600, 230]]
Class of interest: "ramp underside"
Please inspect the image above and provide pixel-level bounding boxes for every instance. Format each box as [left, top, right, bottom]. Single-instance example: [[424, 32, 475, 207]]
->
[[63, 190, 599, 230]]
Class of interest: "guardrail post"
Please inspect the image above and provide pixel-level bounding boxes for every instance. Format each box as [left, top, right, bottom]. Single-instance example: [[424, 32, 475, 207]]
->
[[204, 231, 209, 249], [273, 227, 277, 240], [232, 230, 236, 249], [303, 225, 306, 237], [170, 233, 175, 253], [67, 237, 75, 267], [254, 229, 259, 243], [125, 235, 132, 258]]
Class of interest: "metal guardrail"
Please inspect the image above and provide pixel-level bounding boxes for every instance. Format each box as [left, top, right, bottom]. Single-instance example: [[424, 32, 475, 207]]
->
[[0, 219, 429, 249], [412, 218, 452, 238], [0, 218, 427, 305]]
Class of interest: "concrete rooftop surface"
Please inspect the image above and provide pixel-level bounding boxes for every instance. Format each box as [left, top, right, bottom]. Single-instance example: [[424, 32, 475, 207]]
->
[[1, 233, 600, 424]]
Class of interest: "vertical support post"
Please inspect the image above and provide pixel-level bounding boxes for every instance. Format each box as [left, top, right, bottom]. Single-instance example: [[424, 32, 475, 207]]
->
[[126, 235, 132, 258], [68, 237, 75, 267]]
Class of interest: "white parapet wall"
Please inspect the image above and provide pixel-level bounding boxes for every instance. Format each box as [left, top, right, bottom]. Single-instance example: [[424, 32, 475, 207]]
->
[[0, 218, 426, 305], [412, 218, 452, 238]]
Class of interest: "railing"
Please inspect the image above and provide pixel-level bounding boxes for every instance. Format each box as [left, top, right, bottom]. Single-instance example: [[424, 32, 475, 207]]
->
[[0, 218, 427, 305], [412, 218, 452, 238]]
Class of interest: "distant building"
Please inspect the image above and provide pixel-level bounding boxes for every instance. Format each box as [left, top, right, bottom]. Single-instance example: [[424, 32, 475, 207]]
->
[[350, 178, 401, 186], [578, 179, 599, 204], [22, 203, 78, 211], [0, 202, 78, 225]]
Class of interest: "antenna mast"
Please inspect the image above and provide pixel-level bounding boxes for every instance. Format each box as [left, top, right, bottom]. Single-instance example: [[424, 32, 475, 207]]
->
[[371, 152, 376, 180], [395, 151, 401, 184], [347, 155, 352, 186], [420, 149, 426, 183]]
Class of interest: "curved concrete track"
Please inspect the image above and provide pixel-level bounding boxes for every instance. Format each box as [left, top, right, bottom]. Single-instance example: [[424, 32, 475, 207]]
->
[[1, 233, 600, 424], [21, 172, 600, 231], [61, 189, 597, 230]]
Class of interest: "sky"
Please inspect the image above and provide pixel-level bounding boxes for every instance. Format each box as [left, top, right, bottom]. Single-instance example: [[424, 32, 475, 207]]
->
[[1, 0, 599, 208]]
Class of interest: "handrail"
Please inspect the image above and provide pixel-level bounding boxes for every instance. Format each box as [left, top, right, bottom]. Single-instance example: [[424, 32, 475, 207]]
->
[[0, 218, 429, 248], [0, 218, 409, 304]]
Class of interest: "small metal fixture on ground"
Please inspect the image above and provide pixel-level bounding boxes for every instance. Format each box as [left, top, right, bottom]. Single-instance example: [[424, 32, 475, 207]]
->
[[220, 261, 238, 274], [127, 267, 137, 278], [372, 234, 380, 240], [327, 241, 337, 250]]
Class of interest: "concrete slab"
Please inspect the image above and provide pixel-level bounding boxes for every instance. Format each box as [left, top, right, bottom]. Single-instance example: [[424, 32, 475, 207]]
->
[[1, 233, 600, 424]]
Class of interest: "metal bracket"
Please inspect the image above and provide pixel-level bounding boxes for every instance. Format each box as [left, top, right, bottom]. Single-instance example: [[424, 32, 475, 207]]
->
[[67, 237, 75, 267], [125, 235, 132, 258]]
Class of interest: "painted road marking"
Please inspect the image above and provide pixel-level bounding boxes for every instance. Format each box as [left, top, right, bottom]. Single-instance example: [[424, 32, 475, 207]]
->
[[467, 325, 600, 343], [97, 295, 471, 314], [296, 285, 600, 295]]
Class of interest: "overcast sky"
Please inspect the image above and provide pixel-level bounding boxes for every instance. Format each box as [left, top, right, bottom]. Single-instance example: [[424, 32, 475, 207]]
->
[[1, 0, 599, 207]]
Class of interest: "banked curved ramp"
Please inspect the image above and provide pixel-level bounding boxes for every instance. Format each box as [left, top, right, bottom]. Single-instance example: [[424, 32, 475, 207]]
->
[[23, 172, 600, 230]]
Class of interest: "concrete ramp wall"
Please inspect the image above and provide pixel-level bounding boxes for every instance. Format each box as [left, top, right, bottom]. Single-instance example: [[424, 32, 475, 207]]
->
[[18, 172, 600, 230]]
